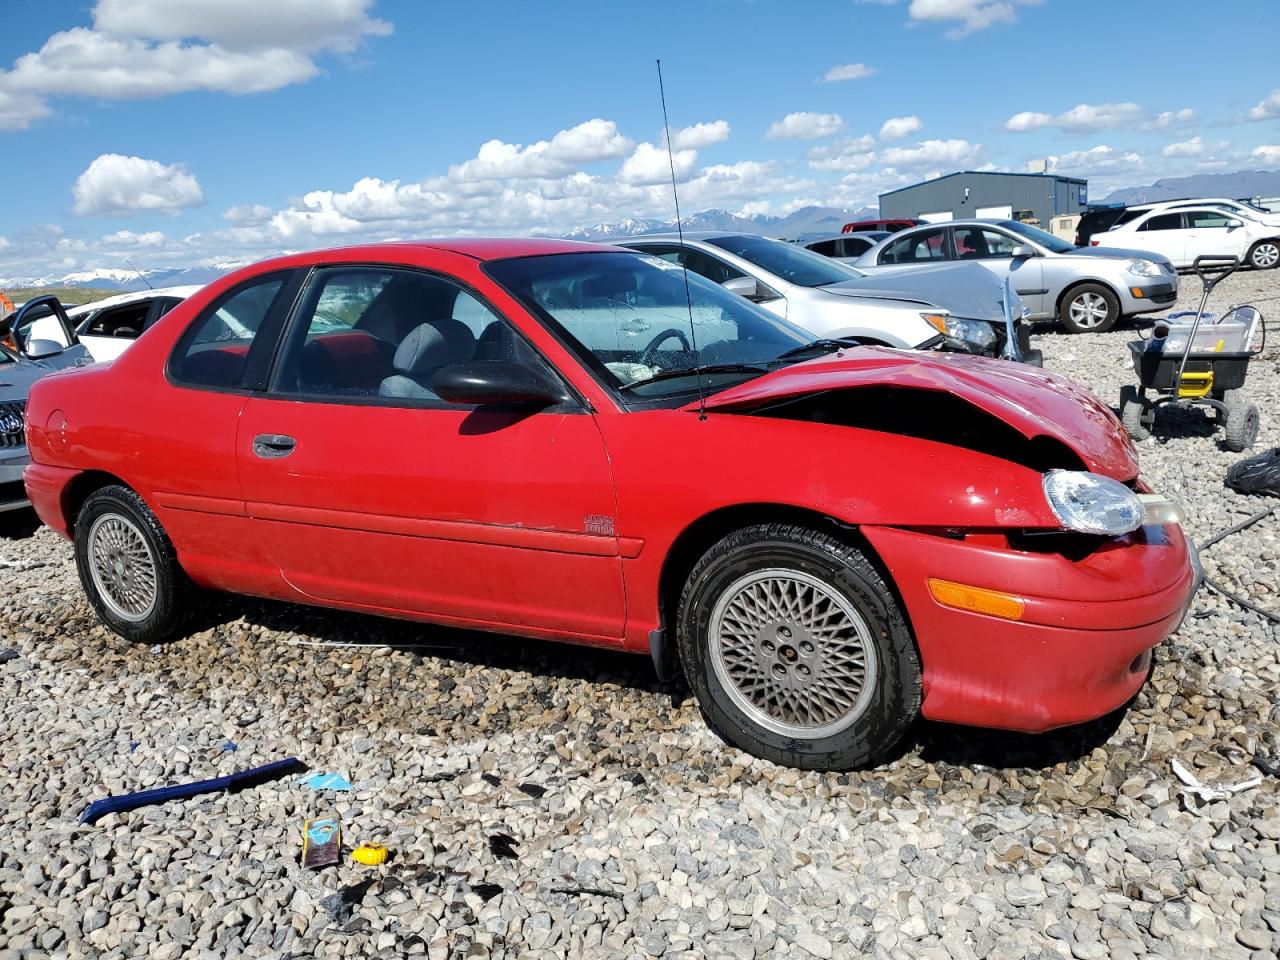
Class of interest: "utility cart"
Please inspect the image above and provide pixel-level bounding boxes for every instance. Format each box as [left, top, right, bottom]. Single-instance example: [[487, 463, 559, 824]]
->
[[1119, 256, 1265, 452]]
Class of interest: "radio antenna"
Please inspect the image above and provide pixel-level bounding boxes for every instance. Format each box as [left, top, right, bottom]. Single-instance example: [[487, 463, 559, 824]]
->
[[656, 59, 705, 420], [124, 257, 154, 290]]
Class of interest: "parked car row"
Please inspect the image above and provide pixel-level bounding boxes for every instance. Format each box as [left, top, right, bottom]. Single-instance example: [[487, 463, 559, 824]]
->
[[1074, 196, 1280, 272], [805, 218, 1178, 334], [21, 237, 1198, 772]]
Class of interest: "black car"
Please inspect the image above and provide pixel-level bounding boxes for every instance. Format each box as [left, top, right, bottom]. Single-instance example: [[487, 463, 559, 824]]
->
[[1075, 206, 1144, 247]]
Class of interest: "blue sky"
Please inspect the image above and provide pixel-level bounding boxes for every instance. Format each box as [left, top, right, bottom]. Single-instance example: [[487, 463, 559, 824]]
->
[[1, 0, 1277, 282]]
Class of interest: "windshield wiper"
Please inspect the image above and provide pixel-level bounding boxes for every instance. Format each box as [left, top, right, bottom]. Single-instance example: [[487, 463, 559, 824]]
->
[[770, 338, 854, 363], [617, 362, 770, 393]]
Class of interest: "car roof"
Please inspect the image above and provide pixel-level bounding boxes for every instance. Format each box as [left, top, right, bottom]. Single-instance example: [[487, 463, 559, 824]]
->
[[804, 232, 886, 244], [65, 284, 204, 316]]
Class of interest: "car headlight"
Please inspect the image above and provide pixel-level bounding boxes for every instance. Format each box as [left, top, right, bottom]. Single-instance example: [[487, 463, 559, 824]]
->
[[1126, 259, 1162, 278], [1042, 470, 1144, 536], [923, 312, 996, 350]]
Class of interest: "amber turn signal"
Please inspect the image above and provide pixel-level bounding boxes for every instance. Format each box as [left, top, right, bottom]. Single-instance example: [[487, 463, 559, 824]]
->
[[921, 312, 948, 334], [928, 578, 1025, 621]]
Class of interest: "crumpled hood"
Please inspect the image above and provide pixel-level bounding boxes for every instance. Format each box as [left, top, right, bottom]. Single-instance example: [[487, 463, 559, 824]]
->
[[821, 262, 1013, 322], [690, 347, 1139, 479]]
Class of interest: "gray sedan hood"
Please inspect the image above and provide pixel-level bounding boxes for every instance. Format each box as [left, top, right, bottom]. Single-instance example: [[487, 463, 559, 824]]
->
[[819, 262, 1010, 321], [0, 345, 93, 404], [1070, 245, 1168, 264]]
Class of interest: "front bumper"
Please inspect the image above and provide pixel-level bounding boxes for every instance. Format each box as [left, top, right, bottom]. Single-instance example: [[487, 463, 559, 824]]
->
[[0, 446, 32, 512], [862, 522, 1197, 733], [1121, 279, 1179, 312]]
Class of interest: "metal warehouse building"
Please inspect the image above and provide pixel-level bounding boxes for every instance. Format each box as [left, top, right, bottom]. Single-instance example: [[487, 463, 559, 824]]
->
[[879, 171, 1088, 229]]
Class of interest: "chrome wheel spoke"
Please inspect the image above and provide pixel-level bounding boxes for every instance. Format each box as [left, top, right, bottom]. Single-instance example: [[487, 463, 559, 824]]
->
[[87, 513, 158, 623], [708, 568, 879, 739]]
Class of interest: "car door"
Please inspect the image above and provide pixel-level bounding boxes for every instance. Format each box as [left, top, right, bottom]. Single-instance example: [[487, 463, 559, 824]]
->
[[630, 243, 787, 319], [873, 225, 951, 270], [951, 226, 1046, 314], [1183, 209, 1250, 263], [234, 264, 627, 643], [1132, 212, 1188, 266]]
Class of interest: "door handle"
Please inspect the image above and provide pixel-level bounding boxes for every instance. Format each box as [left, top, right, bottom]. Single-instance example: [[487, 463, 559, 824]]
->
[[252, 434, 296, 459]]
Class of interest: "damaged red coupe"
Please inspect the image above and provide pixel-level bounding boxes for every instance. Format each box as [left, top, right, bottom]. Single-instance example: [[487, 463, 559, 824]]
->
[[24, 240, 1199, 770]]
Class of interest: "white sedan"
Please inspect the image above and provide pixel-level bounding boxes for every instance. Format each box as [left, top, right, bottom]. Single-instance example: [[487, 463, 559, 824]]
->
[[1094, 206, 1280, 271], [67, 286, 202, 362]]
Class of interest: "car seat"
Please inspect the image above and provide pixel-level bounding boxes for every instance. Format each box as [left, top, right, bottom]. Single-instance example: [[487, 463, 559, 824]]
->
[[378, 319, 476, 400]]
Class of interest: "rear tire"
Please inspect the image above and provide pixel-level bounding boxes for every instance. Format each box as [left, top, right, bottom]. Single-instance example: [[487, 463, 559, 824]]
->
[[1059, 283, 1119, 334], [74, 485, 196, 643], [1223, 392, 1261, 452], [1119, 385, 1154, 440], [1247, 240, 1280, 271], [676, 523, 921, 770]]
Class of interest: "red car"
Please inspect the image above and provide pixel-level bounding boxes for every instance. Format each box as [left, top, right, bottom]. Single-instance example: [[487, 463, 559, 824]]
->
[[24, 240, 1198, 770], [841, 218, 923, 234]]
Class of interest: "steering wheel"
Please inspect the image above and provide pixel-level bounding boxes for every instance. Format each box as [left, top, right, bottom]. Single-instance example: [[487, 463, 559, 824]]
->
[[640, 327, 692, 366]]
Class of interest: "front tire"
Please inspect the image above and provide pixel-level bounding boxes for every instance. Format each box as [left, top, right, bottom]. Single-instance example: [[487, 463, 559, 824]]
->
[[75, 485, 196, 643], [1059, 283, 1119, 333], [1119, 385, 1154, 440], [1222, 391, 1261, 452], [676, 523, 921, 770], [1248, 240, 1280, 271]]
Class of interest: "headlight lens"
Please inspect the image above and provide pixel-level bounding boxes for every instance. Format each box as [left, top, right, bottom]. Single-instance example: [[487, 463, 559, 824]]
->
[[1126, 259, 1161, 278], [926, 313, 996, 350], [1043, 470, 1144, 536]]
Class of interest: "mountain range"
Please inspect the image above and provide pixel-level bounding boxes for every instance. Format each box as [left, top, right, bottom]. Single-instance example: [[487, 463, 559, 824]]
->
[[4, 168, 1279, 292]]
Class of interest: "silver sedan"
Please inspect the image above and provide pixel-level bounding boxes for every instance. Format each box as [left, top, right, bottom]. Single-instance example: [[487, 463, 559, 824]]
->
[[853, 218, 1178, 333]]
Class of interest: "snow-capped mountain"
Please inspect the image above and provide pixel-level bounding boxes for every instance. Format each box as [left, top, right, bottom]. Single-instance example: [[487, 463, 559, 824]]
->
[[560, 205, 875, 242], [1, 264, 238, 293]]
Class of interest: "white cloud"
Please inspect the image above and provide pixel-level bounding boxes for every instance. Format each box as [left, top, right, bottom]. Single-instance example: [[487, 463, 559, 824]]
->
[[1047, 145, 1144, 175], [100, 229, 167, 247], [1150, 108, 1195, 129], [907, 0, 1041, 36], [619, 142, 696, 186], [807, 136, 877, 172], [879, 115, 923, 141], [0, 0, 390, 131], [880, 138, 981, 169], [72, 153, 203, 217], [1005, 102, 1142, 134], [223, 203, 274, 223], [1249, 89, 1280, 121], [1252, 145, 1280, 166], [92, 0, 391, 53], [1005, 110, 1050, 132], [448, 119, 632, 181], [669, 120, 730, 151], [1161, 136, 1229, 159], [765, 111, 844, 140], [822, 62, 875, 82]]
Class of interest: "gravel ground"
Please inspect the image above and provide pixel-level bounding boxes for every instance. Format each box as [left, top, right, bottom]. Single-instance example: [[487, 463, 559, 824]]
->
[[1, 269, 1278, 960]]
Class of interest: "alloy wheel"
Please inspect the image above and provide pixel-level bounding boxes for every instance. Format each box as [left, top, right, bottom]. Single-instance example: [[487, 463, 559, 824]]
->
[[708, 568, 879, 738], [1251, 242, 1279, 269], [1068, 292, 1110, 329], [87, 513, 159, 623]]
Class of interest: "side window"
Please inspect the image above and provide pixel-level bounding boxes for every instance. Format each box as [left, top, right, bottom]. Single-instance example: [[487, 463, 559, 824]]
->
[[880, 227, 948, 264], [273, 267, 554, 405], [1186, 210, 1233, 229], [85, 301, 149, 338], [808, 240, 838, 257], [843, 238, 872, 257], [170, 276, 287, 388], [1140, 213, 1183, 232], [954, 228, 1019, 260]]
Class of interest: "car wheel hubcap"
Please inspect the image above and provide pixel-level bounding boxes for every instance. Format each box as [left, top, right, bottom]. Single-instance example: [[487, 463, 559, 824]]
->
[[88, 514, 158, 623], [708, 568, 878, 739], [1069, 292, 1109, 328], [1254, 244, 1279, 268]]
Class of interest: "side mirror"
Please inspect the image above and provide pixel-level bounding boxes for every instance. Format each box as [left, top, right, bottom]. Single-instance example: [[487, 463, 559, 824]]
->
[[23, 338, 65, 360], [1010, 244, 1035, 259], [721, 276, 761, 299], [1224, 219, 1243, 230], [432, 361, 564, 407]]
